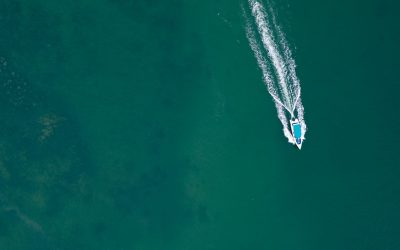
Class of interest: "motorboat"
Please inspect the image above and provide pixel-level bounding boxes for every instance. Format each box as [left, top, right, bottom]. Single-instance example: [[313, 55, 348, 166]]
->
[[290, 118, 303, 149]]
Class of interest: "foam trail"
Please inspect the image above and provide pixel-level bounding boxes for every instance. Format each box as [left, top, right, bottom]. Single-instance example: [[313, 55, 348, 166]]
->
[[245, 18, 293, 142], [276, 102, 295, 143], [245, 0, 307, 143], [249, 0, 292, 110], [246, 20, 286, 111], [268, 2, 307, 136]]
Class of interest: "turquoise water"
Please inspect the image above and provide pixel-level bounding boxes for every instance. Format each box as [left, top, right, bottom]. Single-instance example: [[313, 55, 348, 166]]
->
[[0, 0, 399, 249]]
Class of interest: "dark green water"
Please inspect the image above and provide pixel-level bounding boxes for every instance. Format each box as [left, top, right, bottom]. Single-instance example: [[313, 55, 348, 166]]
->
[[0, 0, 399, 249]]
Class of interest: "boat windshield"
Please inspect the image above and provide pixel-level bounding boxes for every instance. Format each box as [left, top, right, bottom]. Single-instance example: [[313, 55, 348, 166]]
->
[[293, 123, 302, 138]]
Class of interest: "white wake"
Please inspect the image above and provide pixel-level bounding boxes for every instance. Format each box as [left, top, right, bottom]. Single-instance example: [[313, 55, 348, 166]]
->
[[245, 0, 306, 144]]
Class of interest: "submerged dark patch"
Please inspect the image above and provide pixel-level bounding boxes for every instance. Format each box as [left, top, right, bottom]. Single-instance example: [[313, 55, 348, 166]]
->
[[0, 57, 93, 248]]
